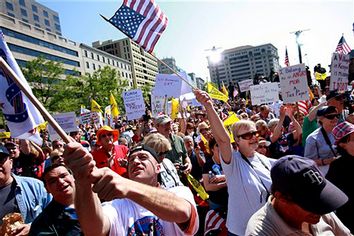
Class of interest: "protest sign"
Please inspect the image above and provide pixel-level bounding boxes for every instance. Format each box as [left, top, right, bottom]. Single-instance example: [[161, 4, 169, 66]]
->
[[80, 111, 102, 125], [279, 64, 309, 103], [48, 112, 77, 140], [250, 83, 279, 105], [151, 95, 165, 117], [153, 74, 183, 98], [330, 53, 350, 91], [123, 89, 146, 121], [238, 79, 253, 92]]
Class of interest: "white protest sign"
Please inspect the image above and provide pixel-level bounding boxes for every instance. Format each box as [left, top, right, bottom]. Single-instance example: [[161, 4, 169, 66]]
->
[[151, 95, 165, 117], [279, 64, 309, 103], [48, 112, 77, 140], [238, 79, 254, 92], [80, 112, 102, 125], [250, 83, 279, 105], [330, 53, 350, 91], [153, 74, 183, 98], [123, 89, 146, 121]]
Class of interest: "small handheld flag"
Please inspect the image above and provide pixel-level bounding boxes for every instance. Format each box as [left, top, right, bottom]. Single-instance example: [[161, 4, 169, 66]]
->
[[109, 93, 120, 118], [91, 99, 102, 113], [335, 35, 351, 54], [285, 47, 290, 67], [101, 0, 168, 53]]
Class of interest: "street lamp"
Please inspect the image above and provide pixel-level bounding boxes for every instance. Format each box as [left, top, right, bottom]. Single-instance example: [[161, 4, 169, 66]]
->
[[206, 46, 222, 90], [290, 29, 310, 64]]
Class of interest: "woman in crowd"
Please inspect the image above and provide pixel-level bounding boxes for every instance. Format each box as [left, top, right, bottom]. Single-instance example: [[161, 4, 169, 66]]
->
[[195, 89, 275, 236]]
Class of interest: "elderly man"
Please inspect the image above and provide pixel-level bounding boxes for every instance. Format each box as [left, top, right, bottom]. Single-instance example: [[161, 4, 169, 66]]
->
[[63, 142, 199, 235], [246, 156, 350, 236], [91, 126, 129, 176], [29, 164, 82, 235], [155, 115, 192, 174], [0, 145, 51, 235]]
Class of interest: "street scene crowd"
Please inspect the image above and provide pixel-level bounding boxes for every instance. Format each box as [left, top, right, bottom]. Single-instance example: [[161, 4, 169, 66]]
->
[[1, 72, 354, 235]]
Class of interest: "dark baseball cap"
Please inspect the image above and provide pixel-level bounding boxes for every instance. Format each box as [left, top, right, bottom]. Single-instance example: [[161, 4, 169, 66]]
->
[[0, 145, 10, 156], [271, 155, 348, 215], [128, 144, 159, 162], [316, 106, 337, 117]]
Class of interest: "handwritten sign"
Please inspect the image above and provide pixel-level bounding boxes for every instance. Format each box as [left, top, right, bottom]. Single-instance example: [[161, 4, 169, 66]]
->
[[123, 89, 146, 121], [279, 64, 309, 103], [238, 79, 254, 92], [48, 112, 77, 140], [151, 95, 165, 117], [250, 83, 279, 105], [330, 53, 350, 91], [153, 74, 183, 98], [80, 112, 102, 125]]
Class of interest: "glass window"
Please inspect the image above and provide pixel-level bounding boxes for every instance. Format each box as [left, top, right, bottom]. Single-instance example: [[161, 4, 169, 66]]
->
[[46, 28, 51, 32], [33, 14, 39, 22], [84, 50, 88, 57], [55, 24, 60, 31], [103, 57, 105, 63], [86, 62, 89, 69], [44, 19, 50, 26], [43, 10, 48, 17], [19, 0, 26, 7], [21, 9, 28, 17], [7, 12, 15, 17], [34, 23, 40, 27], [22, 18, 28, 23], [32, 5, 38, 13], [6, 2, 14, 11], [93, 63, 96, 70], [53, 15, 59, 22], [97, 55, 100, 61], [91, 52, 94, 59]]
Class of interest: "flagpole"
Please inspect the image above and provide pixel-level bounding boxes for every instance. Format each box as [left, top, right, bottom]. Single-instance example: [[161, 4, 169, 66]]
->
[[0, 58, 71, 143]]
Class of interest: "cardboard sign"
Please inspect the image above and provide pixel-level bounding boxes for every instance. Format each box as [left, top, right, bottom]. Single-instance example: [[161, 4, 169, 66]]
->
[[151, 95, 165, 117], [123, 89, 146, 121], [153, 74, 183, 98], [48, 112, 77, 140], [279, 64, 309, 103], [250, 83, 279, 105], [330, 53, 350, 91], [238, 79, 254, 92]]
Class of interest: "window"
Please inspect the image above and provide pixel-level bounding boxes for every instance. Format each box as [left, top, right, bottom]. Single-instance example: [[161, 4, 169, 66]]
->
[[21, 9, 28, 17], [98, 65, 101, 69], [108, 59, 110, 65], [32, 5, 38, 13], [35, 23, 40, 27], [86, 62, 89, 69], [22, 18, 28, 23], [44, 19, 50, 26], [93, 63, 96, 70], [6, 2, 14, 11], [46, 28, 51, 32], [7, 12, 15, 17], [55, 24, 60, 31], [33, 14, 39, 22], [43, 10, 48, 17], [103, 57, 105, 63], [19, 0, 26, 7], [53, 15, 59, 22], [97, 55, 100, 61], [91, 52, 94, 59], [84, 50, 88, 57]]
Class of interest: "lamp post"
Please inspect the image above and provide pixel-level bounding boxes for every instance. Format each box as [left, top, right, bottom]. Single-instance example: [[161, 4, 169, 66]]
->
[[290, 29, 310, 64], [206, 46, 222, 89]]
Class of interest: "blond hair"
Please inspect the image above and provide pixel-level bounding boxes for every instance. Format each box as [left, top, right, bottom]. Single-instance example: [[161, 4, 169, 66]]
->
[[143, 133, 172, 154], [231, 120, 256, 138]]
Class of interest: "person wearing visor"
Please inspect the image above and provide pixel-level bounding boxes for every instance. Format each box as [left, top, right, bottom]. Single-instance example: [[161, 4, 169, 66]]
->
[[305, 106, 340, 175], [194, 89, 276, 236], [63, 142, 198, 235], [246, 155, 350, 235]]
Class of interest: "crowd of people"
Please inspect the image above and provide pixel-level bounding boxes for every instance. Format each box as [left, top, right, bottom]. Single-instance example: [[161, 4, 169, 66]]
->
[[1, 83, 354, 235]]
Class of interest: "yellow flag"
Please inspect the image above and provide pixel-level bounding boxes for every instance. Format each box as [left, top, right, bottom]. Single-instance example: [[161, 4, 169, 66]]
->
[[0, 132, 11, 139], [221, 81, 229, 97], [91, 99, 102, 113], [36, 121, 48, 132], [171, 98, 179, 119], [315, 72, 327, 81], [187, 174, 209, 200], [110, 93, 120, 117], [308, 87, 315, 101], [223, 112, 240, 127], [207, 83, 228, 102]]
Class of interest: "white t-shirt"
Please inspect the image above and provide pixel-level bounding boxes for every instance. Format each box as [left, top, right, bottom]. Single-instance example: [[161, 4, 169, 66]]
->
[[221, 151, 276, 235], [246, 198, 351, 236], [102, 186, 198, 236], [159, 158, 183, 189]]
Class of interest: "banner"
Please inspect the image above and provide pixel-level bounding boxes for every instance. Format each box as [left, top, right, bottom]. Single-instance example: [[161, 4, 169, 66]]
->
[[206, 83, 228, 102], [330, 53, 350, 91], [250, 83, 279, 105], [238, 79, 254, 92], [279, 64, 309, 103], [80, 111, 102, 125], [153, 74, 183, 98], [48, 112, 77, 140], [123, 89, 146, 121]]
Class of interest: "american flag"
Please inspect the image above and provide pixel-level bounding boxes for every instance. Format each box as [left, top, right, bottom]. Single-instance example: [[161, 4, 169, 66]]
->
[[204, 209, 227, 235], [103, 0, 168, 53], [335, 36, 351, 54], [297, 100, 312, 115], [284, 47, 290, 67]]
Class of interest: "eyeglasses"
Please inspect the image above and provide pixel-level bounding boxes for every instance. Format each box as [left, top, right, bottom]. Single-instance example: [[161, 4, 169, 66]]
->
[[0, 155, 9, 165], [323, 114, 340, 120], [238, 131, 259, 140], [100, 133, 113, 138], [258, 145, 267, 149]]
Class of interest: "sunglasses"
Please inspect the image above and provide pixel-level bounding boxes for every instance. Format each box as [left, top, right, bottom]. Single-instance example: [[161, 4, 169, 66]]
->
[[0, 155, 9, 165], [100, 133, 113, 138], [323, 114, 340, 120], [258, 145, 267, 149], [238, 131, 259, 140]]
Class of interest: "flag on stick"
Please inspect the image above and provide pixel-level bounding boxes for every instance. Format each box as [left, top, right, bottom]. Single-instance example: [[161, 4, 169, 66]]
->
[[0, 31, 44, 144], [221, 81, 228, 97], [110, 93, 120, 118], [206, 83, 228, 103], [101, 0, 168, 53], [285, 47, 290, 67], [91, 99, 102, 113], [335, 35, 351, 54]]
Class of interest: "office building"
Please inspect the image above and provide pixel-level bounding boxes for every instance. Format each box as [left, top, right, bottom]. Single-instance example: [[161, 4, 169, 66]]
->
[[158, 57, 179, 74], [1, 0, 62, 35], [92, 38, 159, 88], [207, 44, 280, 85]]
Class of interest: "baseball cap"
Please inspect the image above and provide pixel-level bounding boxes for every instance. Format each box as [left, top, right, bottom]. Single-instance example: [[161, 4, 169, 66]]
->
[[155, 115, 172, 125], [0, 145, 10, 156], [316, 106, 337, 117], [271, 155, 348, 215], [128, 144, 159, 162], [332, 121, 354, 144]]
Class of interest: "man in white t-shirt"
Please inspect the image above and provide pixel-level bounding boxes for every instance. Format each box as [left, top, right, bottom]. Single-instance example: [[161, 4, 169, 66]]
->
[[64, 142, 198, 236], [246, 155, 350, 236]]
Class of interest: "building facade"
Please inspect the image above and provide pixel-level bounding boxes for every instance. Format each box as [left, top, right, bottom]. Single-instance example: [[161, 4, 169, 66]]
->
[[92, 38, 159, 88], [207, 44, 280, 86], [158, 57, 179, 74], [1, 0, 61, 35]]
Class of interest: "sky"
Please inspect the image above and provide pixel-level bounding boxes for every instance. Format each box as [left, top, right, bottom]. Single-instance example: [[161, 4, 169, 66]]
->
[[38, 0, 354, 81]]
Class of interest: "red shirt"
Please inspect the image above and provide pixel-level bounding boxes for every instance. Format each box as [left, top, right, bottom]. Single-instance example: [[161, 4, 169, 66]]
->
[[92, 144, 129, 176]]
